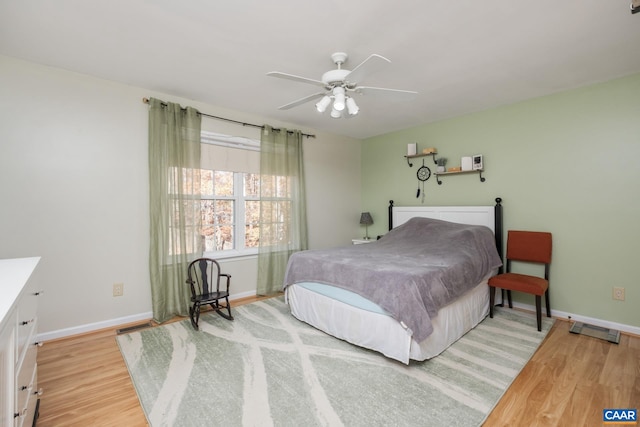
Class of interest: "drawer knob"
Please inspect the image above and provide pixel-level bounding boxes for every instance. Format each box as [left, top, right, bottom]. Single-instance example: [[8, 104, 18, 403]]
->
[[14, 408, 28, 418], [20, 318, 35, 326], [18, 382, 33, 392]]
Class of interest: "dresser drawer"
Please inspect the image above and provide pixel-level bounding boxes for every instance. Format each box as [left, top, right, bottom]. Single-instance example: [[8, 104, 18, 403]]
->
[[17, 289, 38, 328], [16, 342, 37, 411], [16, 317, 36, 368], [21, 383, 39, 427], [14, 363, 37, 427], [15, 287, 39, 363]]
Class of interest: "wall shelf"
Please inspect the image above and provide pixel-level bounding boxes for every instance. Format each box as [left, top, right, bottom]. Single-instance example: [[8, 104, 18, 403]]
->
[[435, 169, 485, 185], [404, 152, 438, 167]]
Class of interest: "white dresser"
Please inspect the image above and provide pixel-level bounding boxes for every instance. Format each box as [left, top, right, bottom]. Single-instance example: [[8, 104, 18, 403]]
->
[[0, 257, 41, 427]]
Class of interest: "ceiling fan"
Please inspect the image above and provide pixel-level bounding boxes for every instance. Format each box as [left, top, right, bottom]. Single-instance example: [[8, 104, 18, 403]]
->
[[267, 52, 418, 119]]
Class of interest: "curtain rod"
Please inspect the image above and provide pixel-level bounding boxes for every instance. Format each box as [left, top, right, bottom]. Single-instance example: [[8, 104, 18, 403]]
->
[[142, 98, 316, 139]]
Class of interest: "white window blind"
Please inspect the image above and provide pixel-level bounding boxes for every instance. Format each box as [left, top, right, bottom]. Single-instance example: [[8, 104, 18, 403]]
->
[[200, 131, 259, 173]]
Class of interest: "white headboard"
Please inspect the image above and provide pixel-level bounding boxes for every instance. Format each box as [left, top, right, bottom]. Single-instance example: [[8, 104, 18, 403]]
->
[[392, 205, 495, 232], [387, 199, 504, 276]]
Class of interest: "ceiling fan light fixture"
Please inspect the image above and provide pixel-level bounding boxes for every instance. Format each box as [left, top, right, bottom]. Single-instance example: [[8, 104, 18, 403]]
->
[[332, 86, 346, 111], [346, 96, 359, 116], [315, 95, 332, 113], [330, 107, 342, 119], [267, 52, 417, 119]]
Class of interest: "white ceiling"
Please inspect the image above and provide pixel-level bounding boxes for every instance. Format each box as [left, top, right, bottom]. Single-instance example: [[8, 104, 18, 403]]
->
[[1, 0, 639, 139]]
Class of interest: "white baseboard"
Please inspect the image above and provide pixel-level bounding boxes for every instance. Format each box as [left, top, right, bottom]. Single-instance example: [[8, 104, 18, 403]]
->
[[508, 301, 640, 336], [37, 311, 154, 342], [40, 291, 639, 342], [37, 290, 258, 342]]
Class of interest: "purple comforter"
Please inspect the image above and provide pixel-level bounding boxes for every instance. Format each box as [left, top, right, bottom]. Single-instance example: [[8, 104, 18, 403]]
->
[[283, 217, 502, 342]]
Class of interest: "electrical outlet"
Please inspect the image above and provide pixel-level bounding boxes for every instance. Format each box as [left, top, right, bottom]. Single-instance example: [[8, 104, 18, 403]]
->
[[612, 287, 625, 301], [113, 283, 124, 297]]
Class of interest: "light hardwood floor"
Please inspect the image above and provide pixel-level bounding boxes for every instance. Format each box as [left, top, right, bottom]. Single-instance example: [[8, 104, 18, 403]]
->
[[37, 299, 639, 427]]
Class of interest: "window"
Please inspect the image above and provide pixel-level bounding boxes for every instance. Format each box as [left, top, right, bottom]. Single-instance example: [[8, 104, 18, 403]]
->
[[167, 166, 202, 257], [195, 131, 292, 258], [166, 131, 297, 258], [256, 174, 293, 247], [200, 170, 258, 254], [198, 170, 292, 256]]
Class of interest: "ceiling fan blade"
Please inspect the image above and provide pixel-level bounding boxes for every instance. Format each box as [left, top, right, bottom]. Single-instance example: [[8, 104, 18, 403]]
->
[[277, 92, 326, 110], [267, 71, 326, 87], [354, 86, 418, 101], [344, 54, 391, 84]]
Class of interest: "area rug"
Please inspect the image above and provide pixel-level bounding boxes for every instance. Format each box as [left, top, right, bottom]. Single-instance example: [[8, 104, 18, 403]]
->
[[117, 297, 554, 427]]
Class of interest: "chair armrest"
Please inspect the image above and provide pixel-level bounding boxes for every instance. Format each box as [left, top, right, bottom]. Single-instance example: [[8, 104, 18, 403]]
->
[[185, 278, 196, 295], [220, 273, 231, 291]]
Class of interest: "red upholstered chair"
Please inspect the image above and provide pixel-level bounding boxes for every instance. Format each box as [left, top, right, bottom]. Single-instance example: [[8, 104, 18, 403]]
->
[[488, 230, 552, 331]]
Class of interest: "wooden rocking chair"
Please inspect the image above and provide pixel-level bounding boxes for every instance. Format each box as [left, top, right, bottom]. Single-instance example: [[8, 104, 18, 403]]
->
[[186, 258, 233, 330]]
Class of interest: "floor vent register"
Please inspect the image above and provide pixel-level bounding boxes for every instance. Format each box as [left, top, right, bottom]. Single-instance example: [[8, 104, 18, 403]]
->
[[117, 321, 154, 335], [569, 322, 620, 344]]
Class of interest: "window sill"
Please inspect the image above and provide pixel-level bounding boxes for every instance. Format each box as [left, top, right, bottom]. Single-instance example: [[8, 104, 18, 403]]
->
[[203, 248, 258, 261]]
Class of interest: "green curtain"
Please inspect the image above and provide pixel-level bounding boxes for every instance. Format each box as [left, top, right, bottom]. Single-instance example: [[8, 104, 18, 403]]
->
[[257, 125, 308, 295], [148, 98, 202, 323]]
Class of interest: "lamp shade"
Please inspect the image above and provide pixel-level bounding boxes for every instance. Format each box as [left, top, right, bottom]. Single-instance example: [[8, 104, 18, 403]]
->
[[359, 212, 373, 226], [346, 96, 359, 116], [315, 95, 332, 113], [333, 86, 346, 111]]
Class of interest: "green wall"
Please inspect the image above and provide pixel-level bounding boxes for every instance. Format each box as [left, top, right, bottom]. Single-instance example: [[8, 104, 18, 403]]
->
[[361, 73, 640, 329]]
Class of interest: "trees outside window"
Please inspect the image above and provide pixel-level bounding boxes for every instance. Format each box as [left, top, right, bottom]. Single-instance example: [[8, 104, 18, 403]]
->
[[197, 170, 290, 257], [168, 132, 291, 259]]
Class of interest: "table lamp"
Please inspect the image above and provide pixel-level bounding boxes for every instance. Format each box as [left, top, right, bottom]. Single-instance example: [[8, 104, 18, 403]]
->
[[359, 212, 373, 240]]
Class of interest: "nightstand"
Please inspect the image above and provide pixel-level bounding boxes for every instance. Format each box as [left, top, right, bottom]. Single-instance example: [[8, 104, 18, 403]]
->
[[352, 239, 373, 245]]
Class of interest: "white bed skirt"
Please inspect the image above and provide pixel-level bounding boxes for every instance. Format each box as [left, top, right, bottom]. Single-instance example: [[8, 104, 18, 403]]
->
[[285, 280, 490, 364]]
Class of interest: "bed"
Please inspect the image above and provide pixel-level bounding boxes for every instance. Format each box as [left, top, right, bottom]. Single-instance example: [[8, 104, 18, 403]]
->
[[283, 198, 504, 364]]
